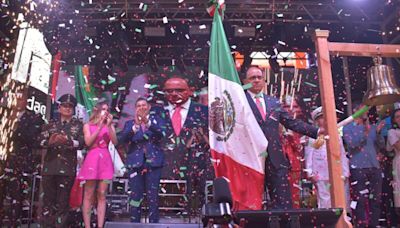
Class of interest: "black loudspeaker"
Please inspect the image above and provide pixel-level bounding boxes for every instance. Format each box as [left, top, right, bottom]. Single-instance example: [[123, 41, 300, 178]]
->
[[235, 208, 343, 228], [104, 222, 200, 228]]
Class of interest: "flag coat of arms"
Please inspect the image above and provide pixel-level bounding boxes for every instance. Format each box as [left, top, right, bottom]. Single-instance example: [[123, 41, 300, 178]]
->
[[208, 6, 269, 210]]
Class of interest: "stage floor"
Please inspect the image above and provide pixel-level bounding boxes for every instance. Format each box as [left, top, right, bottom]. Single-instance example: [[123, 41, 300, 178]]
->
[[1, 217, 203, 228]]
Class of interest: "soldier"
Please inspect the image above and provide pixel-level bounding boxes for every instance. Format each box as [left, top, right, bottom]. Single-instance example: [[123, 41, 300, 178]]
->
[[304, 107, 350, 209], [38, 94, 84, 227]]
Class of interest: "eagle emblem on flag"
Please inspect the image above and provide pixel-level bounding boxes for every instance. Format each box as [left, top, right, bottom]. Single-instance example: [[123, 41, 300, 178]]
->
[[209, 90, 235, 141]]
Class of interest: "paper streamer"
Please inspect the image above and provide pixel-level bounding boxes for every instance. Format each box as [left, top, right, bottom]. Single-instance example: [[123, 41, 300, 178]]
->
[[337, 105, 370, 128]]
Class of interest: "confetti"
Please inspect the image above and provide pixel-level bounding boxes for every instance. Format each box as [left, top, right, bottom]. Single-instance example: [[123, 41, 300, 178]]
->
[[163, 16, 168, 24], [350, 201, 357, 209], [278, 40, 286, 46], [304, 82, 317, 88], [129, 199, 142, 207], [258, 151, 268, 157], [242, 83, 253, 90]]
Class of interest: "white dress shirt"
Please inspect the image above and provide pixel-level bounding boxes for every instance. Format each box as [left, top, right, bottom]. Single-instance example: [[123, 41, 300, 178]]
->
[[165, 99, 191, 127], [247, 90, 266, 113], [132, 114, 151, 133]]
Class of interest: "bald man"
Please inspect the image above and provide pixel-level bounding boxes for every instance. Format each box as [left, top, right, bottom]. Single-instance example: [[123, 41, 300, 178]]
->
[[152, 77, 210, 218], [243, 66, 321, 209]]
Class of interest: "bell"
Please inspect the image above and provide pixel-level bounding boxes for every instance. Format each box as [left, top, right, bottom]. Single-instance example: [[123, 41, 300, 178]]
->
[[363, 56, 400, 106]]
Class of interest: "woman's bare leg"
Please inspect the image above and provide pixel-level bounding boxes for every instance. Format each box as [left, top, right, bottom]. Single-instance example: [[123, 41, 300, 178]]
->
[[96, 180, 109, 227], [82, 180, 97, 228]]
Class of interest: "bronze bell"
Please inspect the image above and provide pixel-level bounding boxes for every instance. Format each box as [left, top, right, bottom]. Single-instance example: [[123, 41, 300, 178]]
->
[[363, 56, 400, 106]]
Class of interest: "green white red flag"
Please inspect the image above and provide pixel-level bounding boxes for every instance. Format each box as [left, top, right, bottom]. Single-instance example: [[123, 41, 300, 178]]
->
[[208, 5, 268, 210]]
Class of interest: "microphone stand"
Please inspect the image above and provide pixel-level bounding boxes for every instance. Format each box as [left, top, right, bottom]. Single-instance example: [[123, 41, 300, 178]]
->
[[205, 218, 246, 228]]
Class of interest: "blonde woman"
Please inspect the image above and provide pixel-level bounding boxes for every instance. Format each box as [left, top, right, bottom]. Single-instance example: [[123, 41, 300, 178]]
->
[[77, 102, 117, 228]]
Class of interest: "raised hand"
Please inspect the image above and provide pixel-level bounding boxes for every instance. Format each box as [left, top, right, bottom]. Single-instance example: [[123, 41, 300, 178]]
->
[[106, 114, 113, 126], [56, 133, 69, 144], [48, 133, 59, 146], [134, 113, 141, 125], [376, 120, 385, 134], [136, 108, 148, 124], [98, 114, 107, 128]]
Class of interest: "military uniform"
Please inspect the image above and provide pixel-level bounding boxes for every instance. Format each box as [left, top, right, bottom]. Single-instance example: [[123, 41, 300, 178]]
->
[[38, 94, 84, 227], [2, 110, 43, 225]]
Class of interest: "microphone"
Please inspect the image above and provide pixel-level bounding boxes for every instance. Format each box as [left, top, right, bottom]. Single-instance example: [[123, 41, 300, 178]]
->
[[202, 177, 233, 227]]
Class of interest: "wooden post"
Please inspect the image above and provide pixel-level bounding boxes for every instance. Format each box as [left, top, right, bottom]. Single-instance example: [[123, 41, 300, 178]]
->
[[342, 57, 353, 116], [314, 30, 352, 228]]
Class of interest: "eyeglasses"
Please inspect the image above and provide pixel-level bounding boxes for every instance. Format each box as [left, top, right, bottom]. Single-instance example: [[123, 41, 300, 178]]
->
[[164, 89, 187, 94], [247, 75, 264, 81]]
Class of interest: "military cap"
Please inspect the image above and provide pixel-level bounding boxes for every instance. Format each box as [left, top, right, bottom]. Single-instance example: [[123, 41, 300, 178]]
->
[[311, 107, 323, 121], [58, 94, 77, 107]]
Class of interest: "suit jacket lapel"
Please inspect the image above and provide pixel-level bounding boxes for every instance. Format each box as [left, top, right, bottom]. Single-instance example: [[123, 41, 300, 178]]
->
[[264, 95, 272, 120], [162, 106, 174, 134], [182, 102, 195, 130]]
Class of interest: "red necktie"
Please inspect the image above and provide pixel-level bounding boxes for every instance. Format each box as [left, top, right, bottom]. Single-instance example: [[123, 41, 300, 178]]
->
[[141, 123, 146, 131], [172, 106, 182, 136], [256, 97, 266, 120]]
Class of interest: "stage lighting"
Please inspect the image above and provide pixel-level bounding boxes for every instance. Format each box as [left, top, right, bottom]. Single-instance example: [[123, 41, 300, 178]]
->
[[148, 55, 159, 72]]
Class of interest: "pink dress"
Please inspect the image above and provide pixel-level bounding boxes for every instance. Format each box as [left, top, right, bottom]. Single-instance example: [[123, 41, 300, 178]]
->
[[77, 124, 114, 180]]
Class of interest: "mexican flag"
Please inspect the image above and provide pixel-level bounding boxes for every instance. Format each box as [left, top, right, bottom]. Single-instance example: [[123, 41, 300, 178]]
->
[[208, 6, 268, 210]]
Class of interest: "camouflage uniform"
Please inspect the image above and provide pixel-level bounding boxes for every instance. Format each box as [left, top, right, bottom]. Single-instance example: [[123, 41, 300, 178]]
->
[[38, 117, 84, 227]]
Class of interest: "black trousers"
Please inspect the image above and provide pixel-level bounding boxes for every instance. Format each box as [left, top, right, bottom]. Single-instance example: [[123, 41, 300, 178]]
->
[[40, 175, 75, 228], [265, 161, 293, 210], [380, 158, 398, 227], [185, 172, 206, 217], [350, 168, 382, 228]]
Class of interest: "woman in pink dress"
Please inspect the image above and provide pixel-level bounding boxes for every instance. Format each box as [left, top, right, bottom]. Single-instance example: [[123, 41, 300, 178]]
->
[[78, 102, 118, 228]]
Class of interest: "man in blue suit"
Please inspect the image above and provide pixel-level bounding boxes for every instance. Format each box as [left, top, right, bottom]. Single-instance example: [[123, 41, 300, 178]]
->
[[243, 66, 322, 209], [118, 97, 166, 223], [152, 77, 210, 218]]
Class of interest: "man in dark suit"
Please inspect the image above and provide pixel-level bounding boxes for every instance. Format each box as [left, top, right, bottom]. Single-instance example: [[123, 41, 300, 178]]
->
[[152, 77, 209, 218], [1, 91, 44, 226], [118, 97, 166, 223], [38, 94, 84, 227], [243, 66, 321, 209]]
